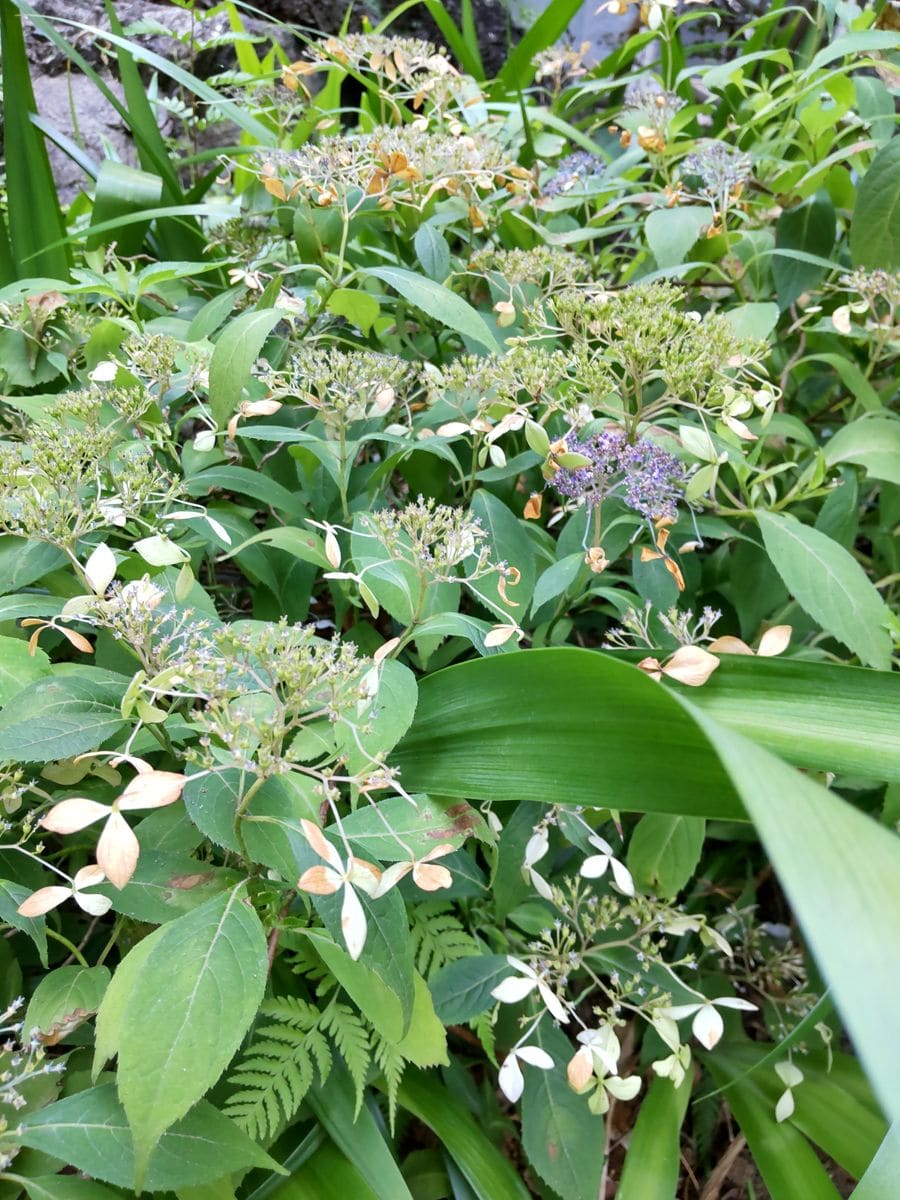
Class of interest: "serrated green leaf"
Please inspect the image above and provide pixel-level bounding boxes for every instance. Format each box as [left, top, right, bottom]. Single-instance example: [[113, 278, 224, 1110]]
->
[[0, 672, 128, 763], [757, 511, 892, 669], [18, 1083, 283, 1192], [117, 885, 268, 1187], [521, 1022, 603, 1200], [208, 307, 282, 427], [23, 965, 110, 1043], [626, 814, 705, 897], [850, 135, 900, 271]]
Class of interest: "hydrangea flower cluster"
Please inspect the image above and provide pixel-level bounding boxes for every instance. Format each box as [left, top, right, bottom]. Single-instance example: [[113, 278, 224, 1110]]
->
[[543, 151, 606, 197], [552, 427, 686, 521]]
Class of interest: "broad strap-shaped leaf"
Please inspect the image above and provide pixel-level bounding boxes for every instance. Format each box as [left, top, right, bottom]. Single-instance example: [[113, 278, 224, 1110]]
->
[[305, 1059, 415, 1200], [395, 1068, 530, 1200], [115, 884, 268, 1187], [686, 712, 900, 1125], [393, 649, 743, 819], [678, 654, 900, 782], [616, 1074, 691, 1200], [394, 648, 900, 1122]]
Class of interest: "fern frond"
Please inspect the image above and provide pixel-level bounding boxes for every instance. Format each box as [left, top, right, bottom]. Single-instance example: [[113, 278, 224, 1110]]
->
[[471, 1009, 498, 1067], [224, 995, 323, 1141], [321, 1000, 370, 1116], [409, 903, 479, 977], [372, 1034, 406, 1133]]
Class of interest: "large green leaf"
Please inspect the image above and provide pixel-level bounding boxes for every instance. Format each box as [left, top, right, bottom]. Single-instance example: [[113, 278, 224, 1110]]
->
[[393, 649, 742, 819], [852, 1124, 900, 1200], [616, 1074, 691, 1200], [757, 512, 893, 669], [364, 266, 500, 352], [687, 713, 900, 1125], [850, 135, 900, 270], [0, 634, 51, 705], [208, 307, 283, 427], [395, 649, 900, 1121], [680, 655, 900, 782], [521, 1022, 604, 1200], [18, 1083, 281, 1192], [823, 416, 900, 485], [395, 1070, 530, 1200], [115, 885, 268, 1187], [0, 671, 128, 762], [23, 964, 110, 1042]]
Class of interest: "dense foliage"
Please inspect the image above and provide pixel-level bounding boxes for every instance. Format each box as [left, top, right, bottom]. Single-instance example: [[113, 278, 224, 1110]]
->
[[0, 1, 898, 1197]]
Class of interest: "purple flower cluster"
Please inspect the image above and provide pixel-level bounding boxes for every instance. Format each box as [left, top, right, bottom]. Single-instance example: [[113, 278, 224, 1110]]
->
[[553, 428, 685, 521], [543, 151, 605, 197]]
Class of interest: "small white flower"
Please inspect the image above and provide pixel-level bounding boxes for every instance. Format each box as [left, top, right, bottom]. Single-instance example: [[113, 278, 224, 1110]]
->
[[522, 828, 553, 900], [567, 1025, 621, 1091], [580, 834, 634, 896], [89, 360, 118, 382], [774, 1060, 803, 1122], [662, 996, 757, 1050], [491, 955, 570, 1024], [84, 543, 117, 596], [498, 1043, 554, 1103], [296, 819, 382, 961], [17, 865, 112, 918], [586, 1070, 642, 1115]]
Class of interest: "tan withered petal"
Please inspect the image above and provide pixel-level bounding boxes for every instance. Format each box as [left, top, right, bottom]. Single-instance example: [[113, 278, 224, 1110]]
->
[[300, 818, 339, 867], [524, 493, 543, 520], [662, 645, 720, 687], [325, 528, 342, 569], [412, 863, 452, 891], [708, 635, 753, 655], [664, 557, 686, 592], [297, 865, 342, 895], [58, 627, 94, 655], [637, 656, 664, 681], [585, 547, 608, 574], [373, 636, 401, 664], [566, 1047, 594, 1093], [40, 797, 110, 834], [758, 624, 792, 657], [497, 573, 520, 608], [17, 886, 72, 917], [96, 810, 140, 889], [117, 770, 186, 811]]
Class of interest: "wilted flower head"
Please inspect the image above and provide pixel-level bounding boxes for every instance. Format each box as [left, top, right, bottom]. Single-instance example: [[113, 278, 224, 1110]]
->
[[682, 140, 752, 210], [552, 427, 686, 521], [257, 125, 527, 210]]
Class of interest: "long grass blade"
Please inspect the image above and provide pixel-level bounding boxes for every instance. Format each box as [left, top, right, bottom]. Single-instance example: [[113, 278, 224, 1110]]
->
[[0, 0, 70, 279]]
